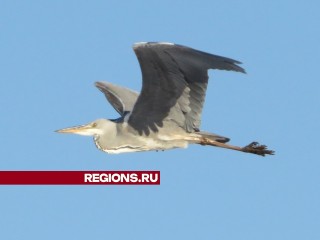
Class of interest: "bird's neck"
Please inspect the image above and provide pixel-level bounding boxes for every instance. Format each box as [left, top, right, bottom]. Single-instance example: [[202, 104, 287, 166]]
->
[[93, 122, 117, 151]]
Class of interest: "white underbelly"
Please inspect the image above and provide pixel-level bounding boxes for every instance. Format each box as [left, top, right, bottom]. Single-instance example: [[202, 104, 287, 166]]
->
[[101, 138, 189, 154]]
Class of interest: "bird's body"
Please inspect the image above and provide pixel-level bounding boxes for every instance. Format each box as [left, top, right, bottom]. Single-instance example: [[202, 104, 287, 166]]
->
[[57, 42, 274, 156], [94, 120, 190, 154], [66, 117, 214, 154]]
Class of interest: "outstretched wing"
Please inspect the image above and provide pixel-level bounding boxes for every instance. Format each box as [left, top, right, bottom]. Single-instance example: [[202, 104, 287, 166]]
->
[[128, 42, 246, 135], [95, 81, 139, 116]]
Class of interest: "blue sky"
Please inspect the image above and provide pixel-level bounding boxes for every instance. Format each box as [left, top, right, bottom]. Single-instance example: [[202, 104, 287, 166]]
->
[[1, 0, 319, 239]]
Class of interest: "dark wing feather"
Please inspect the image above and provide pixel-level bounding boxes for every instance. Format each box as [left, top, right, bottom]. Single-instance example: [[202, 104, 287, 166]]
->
[[128, 42, 245, 135], [95, 81, 139, 116]]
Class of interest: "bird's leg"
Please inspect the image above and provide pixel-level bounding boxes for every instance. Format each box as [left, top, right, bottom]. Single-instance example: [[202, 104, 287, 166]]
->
[[200, 138, 274, 157]]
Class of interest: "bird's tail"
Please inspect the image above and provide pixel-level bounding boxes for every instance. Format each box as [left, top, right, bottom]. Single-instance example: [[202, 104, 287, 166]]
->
[[196, 131, 230, 143]]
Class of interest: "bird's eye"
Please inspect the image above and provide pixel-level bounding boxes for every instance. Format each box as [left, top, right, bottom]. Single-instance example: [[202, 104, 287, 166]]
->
[[92, 123, 97, 128]]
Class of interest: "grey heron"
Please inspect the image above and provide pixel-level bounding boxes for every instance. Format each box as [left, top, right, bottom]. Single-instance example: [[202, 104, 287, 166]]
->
[[56, 42, 274, 156]]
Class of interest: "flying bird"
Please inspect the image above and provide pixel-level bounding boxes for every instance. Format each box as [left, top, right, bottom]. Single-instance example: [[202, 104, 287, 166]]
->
[[56, 42, 274, 156]]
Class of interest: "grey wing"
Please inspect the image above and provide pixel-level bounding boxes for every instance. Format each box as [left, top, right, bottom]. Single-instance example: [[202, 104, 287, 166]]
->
[[95, 81, 139, 116], [128, 42, 245, 135]]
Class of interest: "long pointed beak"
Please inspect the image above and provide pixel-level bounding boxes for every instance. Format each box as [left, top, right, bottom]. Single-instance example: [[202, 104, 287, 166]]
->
[[55, 124, 93, 135]]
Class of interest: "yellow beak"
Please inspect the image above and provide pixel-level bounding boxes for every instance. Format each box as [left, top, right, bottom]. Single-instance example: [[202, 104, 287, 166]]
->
[[55, 124, 93, 134]]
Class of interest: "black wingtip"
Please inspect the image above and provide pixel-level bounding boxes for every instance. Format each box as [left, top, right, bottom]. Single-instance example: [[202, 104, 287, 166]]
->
[[224, 60, 246, 74]]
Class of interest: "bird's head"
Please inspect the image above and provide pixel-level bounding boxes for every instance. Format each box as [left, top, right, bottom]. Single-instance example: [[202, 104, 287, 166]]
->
[[55, 119, 114, 137]]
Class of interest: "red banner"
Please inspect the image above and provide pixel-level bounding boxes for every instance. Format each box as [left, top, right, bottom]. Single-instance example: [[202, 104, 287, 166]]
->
[[0, 171, 160, 185]]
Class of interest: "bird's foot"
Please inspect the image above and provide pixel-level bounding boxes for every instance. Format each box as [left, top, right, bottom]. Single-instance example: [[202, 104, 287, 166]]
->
[[242, 142, 275, 156]]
